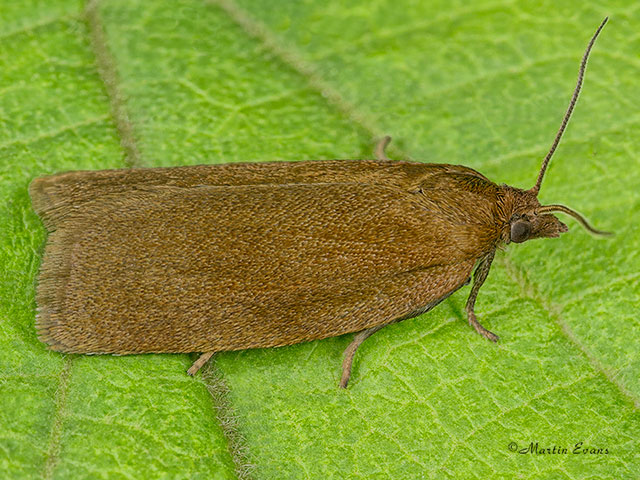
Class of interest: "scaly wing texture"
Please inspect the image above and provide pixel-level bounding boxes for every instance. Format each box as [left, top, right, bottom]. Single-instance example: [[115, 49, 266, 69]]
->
[[2, 1, 639, 479], [35, 180, 479, 353], [29, 159, 490, 227]]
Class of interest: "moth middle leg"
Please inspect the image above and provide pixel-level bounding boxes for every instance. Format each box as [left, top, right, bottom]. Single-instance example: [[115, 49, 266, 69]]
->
[[187, 351, 215, 376], [465, 250, 499, 342], [340, 324, 386, 388], [375, 136, 392, 161]]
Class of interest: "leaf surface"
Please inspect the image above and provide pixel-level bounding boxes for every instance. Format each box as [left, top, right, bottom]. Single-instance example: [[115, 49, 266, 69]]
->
[[1, 0, 638, 478]]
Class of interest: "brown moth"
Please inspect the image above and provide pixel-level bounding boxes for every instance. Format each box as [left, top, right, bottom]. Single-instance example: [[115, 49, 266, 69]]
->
[[30, 19, 610, 388]]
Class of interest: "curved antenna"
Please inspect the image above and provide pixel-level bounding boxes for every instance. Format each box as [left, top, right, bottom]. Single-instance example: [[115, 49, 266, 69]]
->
[[537, 204, 612, 236], [530, 17, 608, 195]]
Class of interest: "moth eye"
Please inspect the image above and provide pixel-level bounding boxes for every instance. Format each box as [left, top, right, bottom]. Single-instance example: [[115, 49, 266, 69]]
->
[[510, 220, 531, 243]]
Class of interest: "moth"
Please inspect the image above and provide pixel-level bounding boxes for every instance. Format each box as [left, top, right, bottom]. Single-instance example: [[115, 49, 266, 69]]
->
[[30, 19, 609, 388]]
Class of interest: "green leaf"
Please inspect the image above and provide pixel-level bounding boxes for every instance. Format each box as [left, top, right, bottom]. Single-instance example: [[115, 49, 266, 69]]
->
[[1, 1, 638, 479]]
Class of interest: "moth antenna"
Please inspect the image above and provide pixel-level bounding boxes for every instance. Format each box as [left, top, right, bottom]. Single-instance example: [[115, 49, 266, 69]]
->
[[537, 204, 612, 236], [530, 17, 608, 195]]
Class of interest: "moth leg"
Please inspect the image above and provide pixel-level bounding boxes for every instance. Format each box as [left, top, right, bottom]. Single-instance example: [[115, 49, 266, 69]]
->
[[340, 324, 386, 388], [375, 135, 392, 161], [187, 351, 215, 376], [465, 250, 499, 342]]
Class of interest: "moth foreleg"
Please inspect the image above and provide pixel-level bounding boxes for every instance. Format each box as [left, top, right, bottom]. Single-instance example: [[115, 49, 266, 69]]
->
[[340, 324, 386, 388], [465, 250, 499, 342], [374, 135, 392, 161], [187, 351, 215, 376]]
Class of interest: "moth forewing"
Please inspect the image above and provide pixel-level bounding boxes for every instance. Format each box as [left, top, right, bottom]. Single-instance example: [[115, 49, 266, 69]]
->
[[32, 163, 491, 355]]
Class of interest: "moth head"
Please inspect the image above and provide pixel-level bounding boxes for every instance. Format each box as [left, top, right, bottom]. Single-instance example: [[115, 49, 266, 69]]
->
[[505, 187, 610, 244], [509, 210, 568, 244], [510, 17, 612, 245]]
